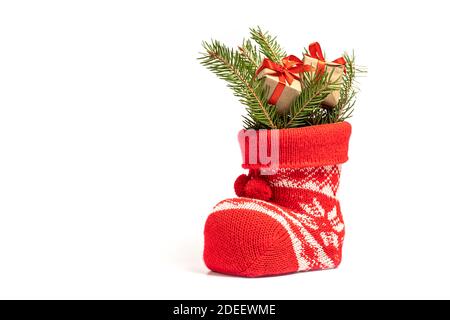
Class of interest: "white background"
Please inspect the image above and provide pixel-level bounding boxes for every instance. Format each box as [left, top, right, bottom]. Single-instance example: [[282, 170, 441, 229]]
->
[[1, 0, 449, 300]]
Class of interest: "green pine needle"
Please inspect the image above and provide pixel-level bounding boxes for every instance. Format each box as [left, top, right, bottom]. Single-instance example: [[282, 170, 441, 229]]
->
[[249, 26, 286, 64], [199, 40, 278, 129], [285, 71, 341, 128], [321, 52, 366, 124], [239, 39, 262, 73], [198, 29, 364, 129]]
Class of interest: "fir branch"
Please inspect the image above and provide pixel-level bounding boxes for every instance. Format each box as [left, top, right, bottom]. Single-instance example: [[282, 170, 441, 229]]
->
[[249, 26, 286, 64], [199, 30, 364, 129], [241, 80, 281, 129], [199, 40, 278, 129], [239, 39, 262, 72], [285, 72, 340, 128], [332, 52, 365, 122]]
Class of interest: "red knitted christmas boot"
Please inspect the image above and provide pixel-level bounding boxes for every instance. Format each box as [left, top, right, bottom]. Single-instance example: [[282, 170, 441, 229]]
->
[[203, 122, 351, 277]]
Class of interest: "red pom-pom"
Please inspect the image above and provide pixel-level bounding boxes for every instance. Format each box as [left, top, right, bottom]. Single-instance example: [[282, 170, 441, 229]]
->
[[244, 178, 272, 201], [234, 174, 250, 197]]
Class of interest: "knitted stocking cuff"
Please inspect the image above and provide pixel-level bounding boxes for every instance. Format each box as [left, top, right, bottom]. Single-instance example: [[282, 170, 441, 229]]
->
[[238, 122, 352, 170]]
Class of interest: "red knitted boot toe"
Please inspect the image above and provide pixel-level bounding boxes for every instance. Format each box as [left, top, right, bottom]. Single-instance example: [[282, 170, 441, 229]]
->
[[203, 122, 352, 277]]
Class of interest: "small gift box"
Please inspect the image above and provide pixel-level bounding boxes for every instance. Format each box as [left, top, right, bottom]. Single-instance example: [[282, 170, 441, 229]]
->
[[303, 42, 346, 107], [256, 55, 310, 113]]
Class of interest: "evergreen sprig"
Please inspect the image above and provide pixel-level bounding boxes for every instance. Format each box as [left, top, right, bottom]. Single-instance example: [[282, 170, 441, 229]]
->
[[238, 39, 262, 73], [333, 52, 360, 122], [199, 40, 278, 129], [312, 52, 365, 125], [242, 79, 281, 129], [285, 71, 341, 128], [249, 26, 286, 64], [198, 27, 364, 129]]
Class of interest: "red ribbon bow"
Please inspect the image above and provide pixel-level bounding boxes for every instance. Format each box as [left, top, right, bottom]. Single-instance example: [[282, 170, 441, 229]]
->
[[308, 42, 346, 74], [256, 55, 311, 105]]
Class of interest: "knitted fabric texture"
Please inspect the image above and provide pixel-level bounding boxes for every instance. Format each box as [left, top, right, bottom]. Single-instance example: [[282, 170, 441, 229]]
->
[[203, 122, 351, 277]]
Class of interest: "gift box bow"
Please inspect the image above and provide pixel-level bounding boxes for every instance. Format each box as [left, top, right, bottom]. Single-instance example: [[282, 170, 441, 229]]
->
[[256, 55, 311, 85], [256, 55, 311, 105], [307, 42, 346, 74]]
